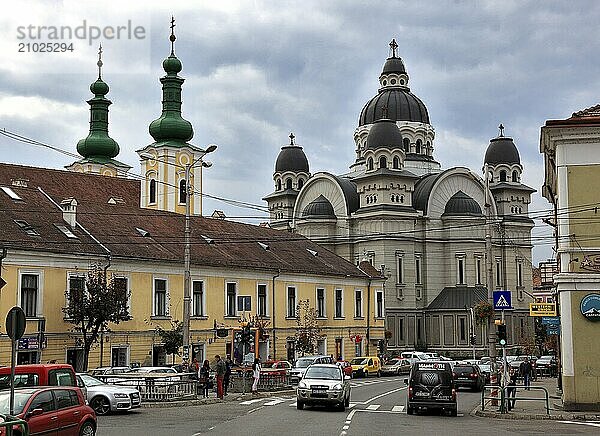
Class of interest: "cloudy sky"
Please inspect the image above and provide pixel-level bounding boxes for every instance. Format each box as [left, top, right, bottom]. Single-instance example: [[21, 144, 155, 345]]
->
[[2, 0, 599, 265]]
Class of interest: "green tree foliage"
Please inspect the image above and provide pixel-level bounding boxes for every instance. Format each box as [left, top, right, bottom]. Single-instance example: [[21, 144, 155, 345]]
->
[[294, 299, 321, 356], [156, 320, 183, 363], [63, 264, 131, 371]]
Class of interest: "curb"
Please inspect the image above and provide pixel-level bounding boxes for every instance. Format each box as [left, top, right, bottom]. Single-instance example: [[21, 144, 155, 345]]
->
[[141, 389, 296, 409], [472, 408, 600, 421]]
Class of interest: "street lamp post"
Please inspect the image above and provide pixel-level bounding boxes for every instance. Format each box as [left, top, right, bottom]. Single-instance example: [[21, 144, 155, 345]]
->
[[140, 144, 217, 361]]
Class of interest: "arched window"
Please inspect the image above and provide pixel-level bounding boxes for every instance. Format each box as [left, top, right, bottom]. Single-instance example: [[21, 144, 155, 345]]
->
[[379, 156, 387, 169], [179, 179, 187, 204], [298, 179, 304, 190], [426, 141, 431, 154], [500, 170, 507, 182], [512, 171, 518, 182], [403, 138, 410, 153], [367, 157, 374, 171], [415, 139, 422, 154], [276, 179, 282, 191], [149, 179, 156, 204], [286, 178, 292, 190], [400, 195, 404, 203], [393, 156, 400, 169]]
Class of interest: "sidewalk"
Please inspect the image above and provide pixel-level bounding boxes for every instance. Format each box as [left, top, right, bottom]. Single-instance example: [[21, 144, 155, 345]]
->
[[142, 389, 295, 409], [473, 377, 600, 421]]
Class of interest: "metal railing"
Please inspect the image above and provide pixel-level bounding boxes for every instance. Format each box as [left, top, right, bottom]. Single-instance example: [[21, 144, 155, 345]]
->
[[228, 372, 291, 393], [480, 385, 550, 415], [96, 373, 197, 402], [0, 414, 29, 436]]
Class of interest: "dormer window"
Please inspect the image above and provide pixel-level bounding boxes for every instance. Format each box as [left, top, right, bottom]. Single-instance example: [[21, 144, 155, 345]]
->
[[286, 179, 292, 190], [276, 179, 282, 191], [1, 186, 22, 201], [500, 170, 507, 182], [415, 139, 422, 154], [379, 156, 387, 169], [512, 171, 518, 182], [393, 156, 400, 169], [15, 220, 39, 236], [403, 138, 410, 153], [367, 157, 374, 171], [298, 179, 304, 190]]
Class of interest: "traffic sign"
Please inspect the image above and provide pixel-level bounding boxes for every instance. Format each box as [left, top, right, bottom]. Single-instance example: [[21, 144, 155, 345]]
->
[[529, 303, 557, 317], [493, 290, 513, 310], [541, 316, 560, 326], [546, 325, 561, 335], [6, 306, 26, 340]]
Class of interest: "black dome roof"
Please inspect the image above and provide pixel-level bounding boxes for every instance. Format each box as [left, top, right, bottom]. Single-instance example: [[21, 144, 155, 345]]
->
[[302, 195, 336, 218], [484, 137, 520, 165], [366, 119, 403, 150], [381, 57, 406, 75], [359, 88, 430, 126], [275, 146, 309, 173], [443, 191, 483, 216]]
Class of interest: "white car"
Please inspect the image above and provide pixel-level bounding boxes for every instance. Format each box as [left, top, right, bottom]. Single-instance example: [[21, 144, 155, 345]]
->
[[77, 373, 141, 415]]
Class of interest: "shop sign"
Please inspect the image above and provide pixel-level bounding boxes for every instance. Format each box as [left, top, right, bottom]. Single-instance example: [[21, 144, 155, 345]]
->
[[18, 336, 47, 350], [580, 293, 600, 322], [529, 303, 556, 317]]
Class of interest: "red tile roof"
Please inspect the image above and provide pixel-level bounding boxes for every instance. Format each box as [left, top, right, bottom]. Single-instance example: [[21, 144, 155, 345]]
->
[[0, 163, 374, 279]]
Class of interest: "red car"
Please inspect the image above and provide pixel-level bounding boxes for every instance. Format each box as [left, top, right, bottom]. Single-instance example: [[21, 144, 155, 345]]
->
[[261, 360, 292, 376], [0, 386, 96, 436], [336, 360, 353, 378]]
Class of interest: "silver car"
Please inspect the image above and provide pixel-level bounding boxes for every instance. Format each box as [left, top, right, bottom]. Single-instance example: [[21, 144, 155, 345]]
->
[[296, 364, 351, 411], [77, 373, 141, 415]]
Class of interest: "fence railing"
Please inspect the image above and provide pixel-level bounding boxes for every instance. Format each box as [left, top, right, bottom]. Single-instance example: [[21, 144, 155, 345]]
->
[[0, 414, 29, 436], [480, 384, 550, 414]]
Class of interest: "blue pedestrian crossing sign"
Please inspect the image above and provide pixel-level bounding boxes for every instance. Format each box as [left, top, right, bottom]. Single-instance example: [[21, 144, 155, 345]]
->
[[493, 290, 513, 310]]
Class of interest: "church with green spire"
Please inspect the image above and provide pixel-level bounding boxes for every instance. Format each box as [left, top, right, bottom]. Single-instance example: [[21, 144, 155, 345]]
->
[[66, 44, 132, 177]]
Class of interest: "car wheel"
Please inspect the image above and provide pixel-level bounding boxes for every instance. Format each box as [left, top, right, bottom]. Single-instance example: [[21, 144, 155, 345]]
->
[[90, 396, 111, 416], [377, 370, 381, 378], [345, 394, 350, 407], [449, 408, 458, 417], [296, 400, 304, 410], [338, 401, 346, 411], [407, 405, 414, 415], [397, 369, 401, 376], [79, 421, 96, 436]]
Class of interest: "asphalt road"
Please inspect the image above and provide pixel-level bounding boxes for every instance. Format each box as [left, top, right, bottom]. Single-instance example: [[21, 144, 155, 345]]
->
[[97, 376, 598, 436]]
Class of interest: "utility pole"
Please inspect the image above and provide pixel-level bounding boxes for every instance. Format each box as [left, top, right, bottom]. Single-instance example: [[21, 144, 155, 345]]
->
[[182, 164, 192, 361], [484, 164, 497, 368]]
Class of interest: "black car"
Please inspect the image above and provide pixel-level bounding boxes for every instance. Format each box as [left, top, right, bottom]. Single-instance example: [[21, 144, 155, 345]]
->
[[405, 361, 457, 416], [452, 364, 484, 391]]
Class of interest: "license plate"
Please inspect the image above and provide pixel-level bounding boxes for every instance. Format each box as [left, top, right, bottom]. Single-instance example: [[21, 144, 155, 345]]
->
[[415, 391, 429, 397]]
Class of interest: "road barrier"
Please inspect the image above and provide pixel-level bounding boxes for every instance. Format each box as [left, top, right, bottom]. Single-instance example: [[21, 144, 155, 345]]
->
[[480, 385, 550, 415], [96, 373, 197, 402], [0, 414, 29, 436], [481, 384, 502, 411]]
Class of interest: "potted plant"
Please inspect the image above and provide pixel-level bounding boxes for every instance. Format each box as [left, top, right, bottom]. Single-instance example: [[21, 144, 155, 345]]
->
[[473, 301, 494, 325]]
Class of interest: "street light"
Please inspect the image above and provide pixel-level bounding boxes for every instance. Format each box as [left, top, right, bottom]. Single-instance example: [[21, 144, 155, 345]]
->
[[140, 144, 217, 360]]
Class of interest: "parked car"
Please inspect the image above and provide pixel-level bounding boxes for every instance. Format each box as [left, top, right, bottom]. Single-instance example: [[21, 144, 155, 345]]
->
[[381, 358, 411, 376], [0, 364, 76, 390], [89, 366, 131, 377], [535, 355, 558, 377], [508, 355, 538, 372], [77, 373, 141, 415], [261, 360, 292, 376], [452, 363, 484, 391], [289, 355, 334, 383], [350, 356, 382, 378], [476, 363, 492, 384], [336, 360, 353, 378], [405, 361, 456, 416], [424, 352, 439, 360], [400, 351, 429, 365], [296, 364, 351, 411], [0, 386, 96, 436]]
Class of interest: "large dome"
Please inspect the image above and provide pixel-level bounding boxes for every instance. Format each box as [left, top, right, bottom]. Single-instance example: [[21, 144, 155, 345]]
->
[[359, 88, 430, 126], [366, 119, 403, 150], [302, 195, 336, 218], [484, 137, 520, 165], [275, 145, 309, 173], [443, 191, 483, 216]]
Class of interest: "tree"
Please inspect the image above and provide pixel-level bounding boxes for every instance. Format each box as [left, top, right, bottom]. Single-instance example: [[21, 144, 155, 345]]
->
[[294, 299, 321, 356], [155, 320, 183, 365], [63, 264, 131, 371]]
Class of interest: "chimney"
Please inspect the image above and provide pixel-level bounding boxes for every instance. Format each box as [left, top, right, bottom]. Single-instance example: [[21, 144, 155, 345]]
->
[[60, 198, 78, 228]]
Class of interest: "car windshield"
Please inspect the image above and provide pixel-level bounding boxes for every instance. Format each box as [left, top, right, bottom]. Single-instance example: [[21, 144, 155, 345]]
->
[[454, 365, 475, 374], [80, 374, 105, 387], [304, 367, 341, 380], [0, 392, 33, 415], [478, 364, 491, 371], [351, 358, 368, 365], [295, 358, 314, 368]]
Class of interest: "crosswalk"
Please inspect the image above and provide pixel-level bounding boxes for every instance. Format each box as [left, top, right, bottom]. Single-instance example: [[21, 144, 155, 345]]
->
[[238, 396, 406, 413]]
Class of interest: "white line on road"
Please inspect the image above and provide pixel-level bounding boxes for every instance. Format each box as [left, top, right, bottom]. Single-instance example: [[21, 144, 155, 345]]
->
[[366, 404, 380, 410], [264, 399, 284, 406], [240, 398, 264, 405], [247, 406, 264, 414], [391, 405, 405, 412], [559, 420, 600, 428], [364, 386, 407, 404]]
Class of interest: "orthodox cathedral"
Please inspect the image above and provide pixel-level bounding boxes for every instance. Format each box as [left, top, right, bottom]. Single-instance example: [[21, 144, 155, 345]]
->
[[264, 40, 536, 354]]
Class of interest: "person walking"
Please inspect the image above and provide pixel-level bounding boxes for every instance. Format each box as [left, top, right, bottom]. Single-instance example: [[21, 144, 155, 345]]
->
[[251, 358, 261, 395], [215, 355, 226, 399], [224, 354, 233, 396], [520, 358, 532, 390], [506, 367, 518, 411], [199, 360, 211, 398]]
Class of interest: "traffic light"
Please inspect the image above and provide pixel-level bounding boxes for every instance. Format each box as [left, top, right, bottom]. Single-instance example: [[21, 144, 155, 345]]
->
[[497, 324, 507, 346]]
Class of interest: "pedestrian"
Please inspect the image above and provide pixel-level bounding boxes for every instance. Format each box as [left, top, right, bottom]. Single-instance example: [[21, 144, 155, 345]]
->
[[520, 358, 532, 390], [531, 359, 537, 381], [215, 355, 226, 399], [199, 360, 210, 397], [191, 357, 200, 376], [251, 358, 261, 395], [507, 367, 518, 411], [224, 354, 233, 396]]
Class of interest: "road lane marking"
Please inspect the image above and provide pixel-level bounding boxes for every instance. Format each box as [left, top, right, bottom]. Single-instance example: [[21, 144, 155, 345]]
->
[[240, 398, 264, 405], [247, 406, 264, 414], [559, 421, 600, 428], [366, 404, 380, 410], [264, 399, 284, 406], [364, 386, 406, 404], [391, 405, 404, 412]]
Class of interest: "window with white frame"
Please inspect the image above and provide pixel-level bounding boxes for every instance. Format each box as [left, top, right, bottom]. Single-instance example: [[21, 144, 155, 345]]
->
[[287, 287, 296, 318], [257, 284, 267, 317], [354, 289, 363, 318], [475, 256, 482, 285], [376, 290, 384, 318], [153, 278, 168, 317], [456, 255, 466, 285], [20, 273, 40, 317], [415, 255, 422, 285], [316, 288, 326, 318], [396, 256, 403, 284], [226, 282, 237, 317], [192, 280, 205, 317], [67, 274, 85, 310], [237, 295, 251, 312], [334, 289, 343, 318]]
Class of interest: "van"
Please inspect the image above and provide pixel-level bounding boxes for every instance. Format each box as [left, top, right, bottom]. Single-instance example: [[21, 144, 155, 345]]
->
[[405, 361, 456, 416], [0, 364, 77, 390], [350, 356, 381, 378]]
